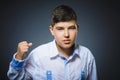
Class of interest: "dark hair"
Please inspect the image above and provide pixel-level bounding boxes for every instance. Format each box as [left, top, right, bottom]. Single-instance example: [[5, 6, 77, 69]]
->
[[51, 5, 77, 26]]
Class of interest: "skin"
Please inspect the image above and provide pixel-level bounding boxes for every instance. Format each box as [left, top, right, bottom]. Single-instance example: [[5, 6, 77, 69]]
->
[[16, 20, 78, 60], [16, 41, 32, 60], [50, 20, 78, 59]]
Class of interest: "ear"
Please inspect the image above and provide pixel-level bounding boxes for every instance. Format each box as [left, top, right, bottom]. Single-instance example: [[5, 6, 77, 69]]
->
[[77, 23, 80, 32], [77, 23, 80, 28], [49, 25, 54, 36]]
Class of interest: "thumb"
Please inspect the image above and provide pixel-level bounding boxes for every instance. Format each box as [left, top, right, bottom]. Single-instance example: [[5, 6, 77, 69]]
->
[[28, 42, 32, 47]]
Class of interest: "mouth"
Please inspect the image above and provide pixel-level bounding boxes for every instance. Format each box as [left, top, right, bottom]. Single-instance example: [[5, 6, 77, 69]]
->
[[63, 40, 71, 44]]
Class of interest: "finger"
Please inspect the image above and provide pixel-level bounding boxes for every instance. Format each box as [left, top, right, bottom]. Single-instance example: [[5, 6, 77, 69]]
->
[[28, 42, 32, 47], [19, 41, 28, 45]]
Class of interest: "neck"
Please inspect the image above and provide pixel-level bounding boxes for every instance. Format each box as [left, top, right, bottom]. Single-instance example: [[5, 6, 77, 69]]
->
[[56, 43, 75, 59]]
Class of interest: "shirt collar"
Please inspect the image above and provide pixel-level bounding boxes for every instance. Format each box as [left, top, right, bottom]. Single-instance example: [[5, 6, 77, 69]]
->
[[49, 39, 81, 59], [49, 40, 59, 58], [72, 44, 81, 59]]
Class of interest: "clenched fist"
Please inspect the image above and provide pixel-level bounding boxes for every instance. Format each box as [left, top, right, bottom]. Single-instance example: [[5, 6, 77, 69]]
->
[[16, 41, 32, 60]]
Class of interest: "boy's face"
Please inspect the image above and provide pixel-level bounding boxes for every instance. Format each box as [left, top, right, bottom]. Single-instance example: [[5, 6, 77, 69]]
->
[[50, 20, 78, 49]]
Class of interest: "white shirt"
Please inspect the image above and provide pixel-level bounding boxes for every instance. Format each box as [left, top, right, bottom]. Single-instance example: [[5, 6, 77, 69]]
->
[[7, 40, 97, 80]]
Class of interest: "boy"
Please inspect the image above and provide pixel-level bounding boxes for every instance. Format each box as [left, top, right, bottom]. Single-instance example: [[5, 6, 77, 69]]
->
[[7, 5, 97, 80]]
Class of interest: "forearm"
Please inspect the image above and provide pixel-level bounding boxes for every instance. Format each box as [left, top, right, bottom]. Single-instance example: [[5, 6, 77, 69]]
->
[[7, 54, 26, 80], [7, 64, 25, 80], [7, 52, 34, 80]]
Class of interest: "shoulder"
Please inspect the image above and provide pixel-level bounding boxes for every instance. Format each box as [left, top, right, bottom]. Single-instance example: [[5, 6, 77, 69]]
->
[[33, 41, 52, 52], [79, 45, 92, 54], [28, 41, 53, 58], [78, 45, 95, 60]]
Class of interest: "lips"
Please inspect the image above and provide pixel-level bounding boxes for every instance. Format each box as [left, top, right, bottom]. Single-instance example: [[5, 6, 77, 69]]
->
[[63, 40, 71, 44]]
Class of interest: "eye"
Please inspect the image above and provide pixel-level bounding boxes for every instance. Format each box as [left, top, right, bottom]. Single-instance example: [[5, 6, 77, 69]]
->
[[69, 26, 76, 29], [56, 27, 64, 30]]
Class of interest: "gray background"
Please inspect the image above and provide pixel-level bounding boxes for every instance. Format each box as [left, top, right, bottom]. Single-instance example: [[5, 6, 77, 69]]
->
[[0, 0, 120, 80]]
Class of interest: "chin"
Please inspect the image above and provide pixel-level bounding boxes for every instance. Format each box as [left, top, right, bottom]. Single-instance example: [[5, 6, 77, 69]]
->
[[62, 44, 72, 49]]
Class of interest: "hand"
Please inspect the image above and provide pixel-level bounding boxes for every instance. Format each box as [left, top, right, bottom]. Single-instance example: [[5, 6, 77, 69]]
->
[[16, 41, 32, 60]]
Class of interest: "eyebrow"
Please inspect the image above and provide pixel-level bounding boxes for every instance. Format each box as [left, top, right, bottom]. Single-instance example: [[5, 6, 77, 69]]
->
[[55, 24, 77, 28]]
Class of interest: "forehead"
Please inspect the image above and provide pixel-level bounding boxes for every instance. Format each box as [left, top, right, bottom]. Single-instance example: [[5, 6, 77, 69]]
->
[[54, 20, 76, 27]]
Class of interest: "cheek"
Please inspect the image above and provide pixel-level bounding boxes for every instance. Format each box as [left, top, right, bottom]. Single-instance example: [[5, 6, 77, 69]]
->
[[53, 32, 63, 39], [70, 31, 77, 38]]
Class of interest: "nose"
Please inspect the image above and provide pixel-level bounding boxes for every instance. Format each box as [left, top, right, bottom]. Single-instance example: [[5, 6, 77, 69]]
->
[[64, 29, 69, 38]]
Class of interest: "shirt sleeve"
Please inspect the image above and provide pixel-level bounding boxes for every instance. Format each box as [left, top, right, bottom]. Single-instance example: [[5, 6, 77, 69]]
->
[[7, 53, 33, 80], [87, 57, 97, 80], [10, 53, 25, 70], [7, 52, 37, 80]]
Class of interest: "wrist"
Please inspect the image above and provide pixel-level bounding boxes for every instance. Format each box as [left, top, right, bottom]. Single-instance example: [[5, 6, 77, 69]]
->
[[15, 53, 25, 60], [11, 57, 25, 70]]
